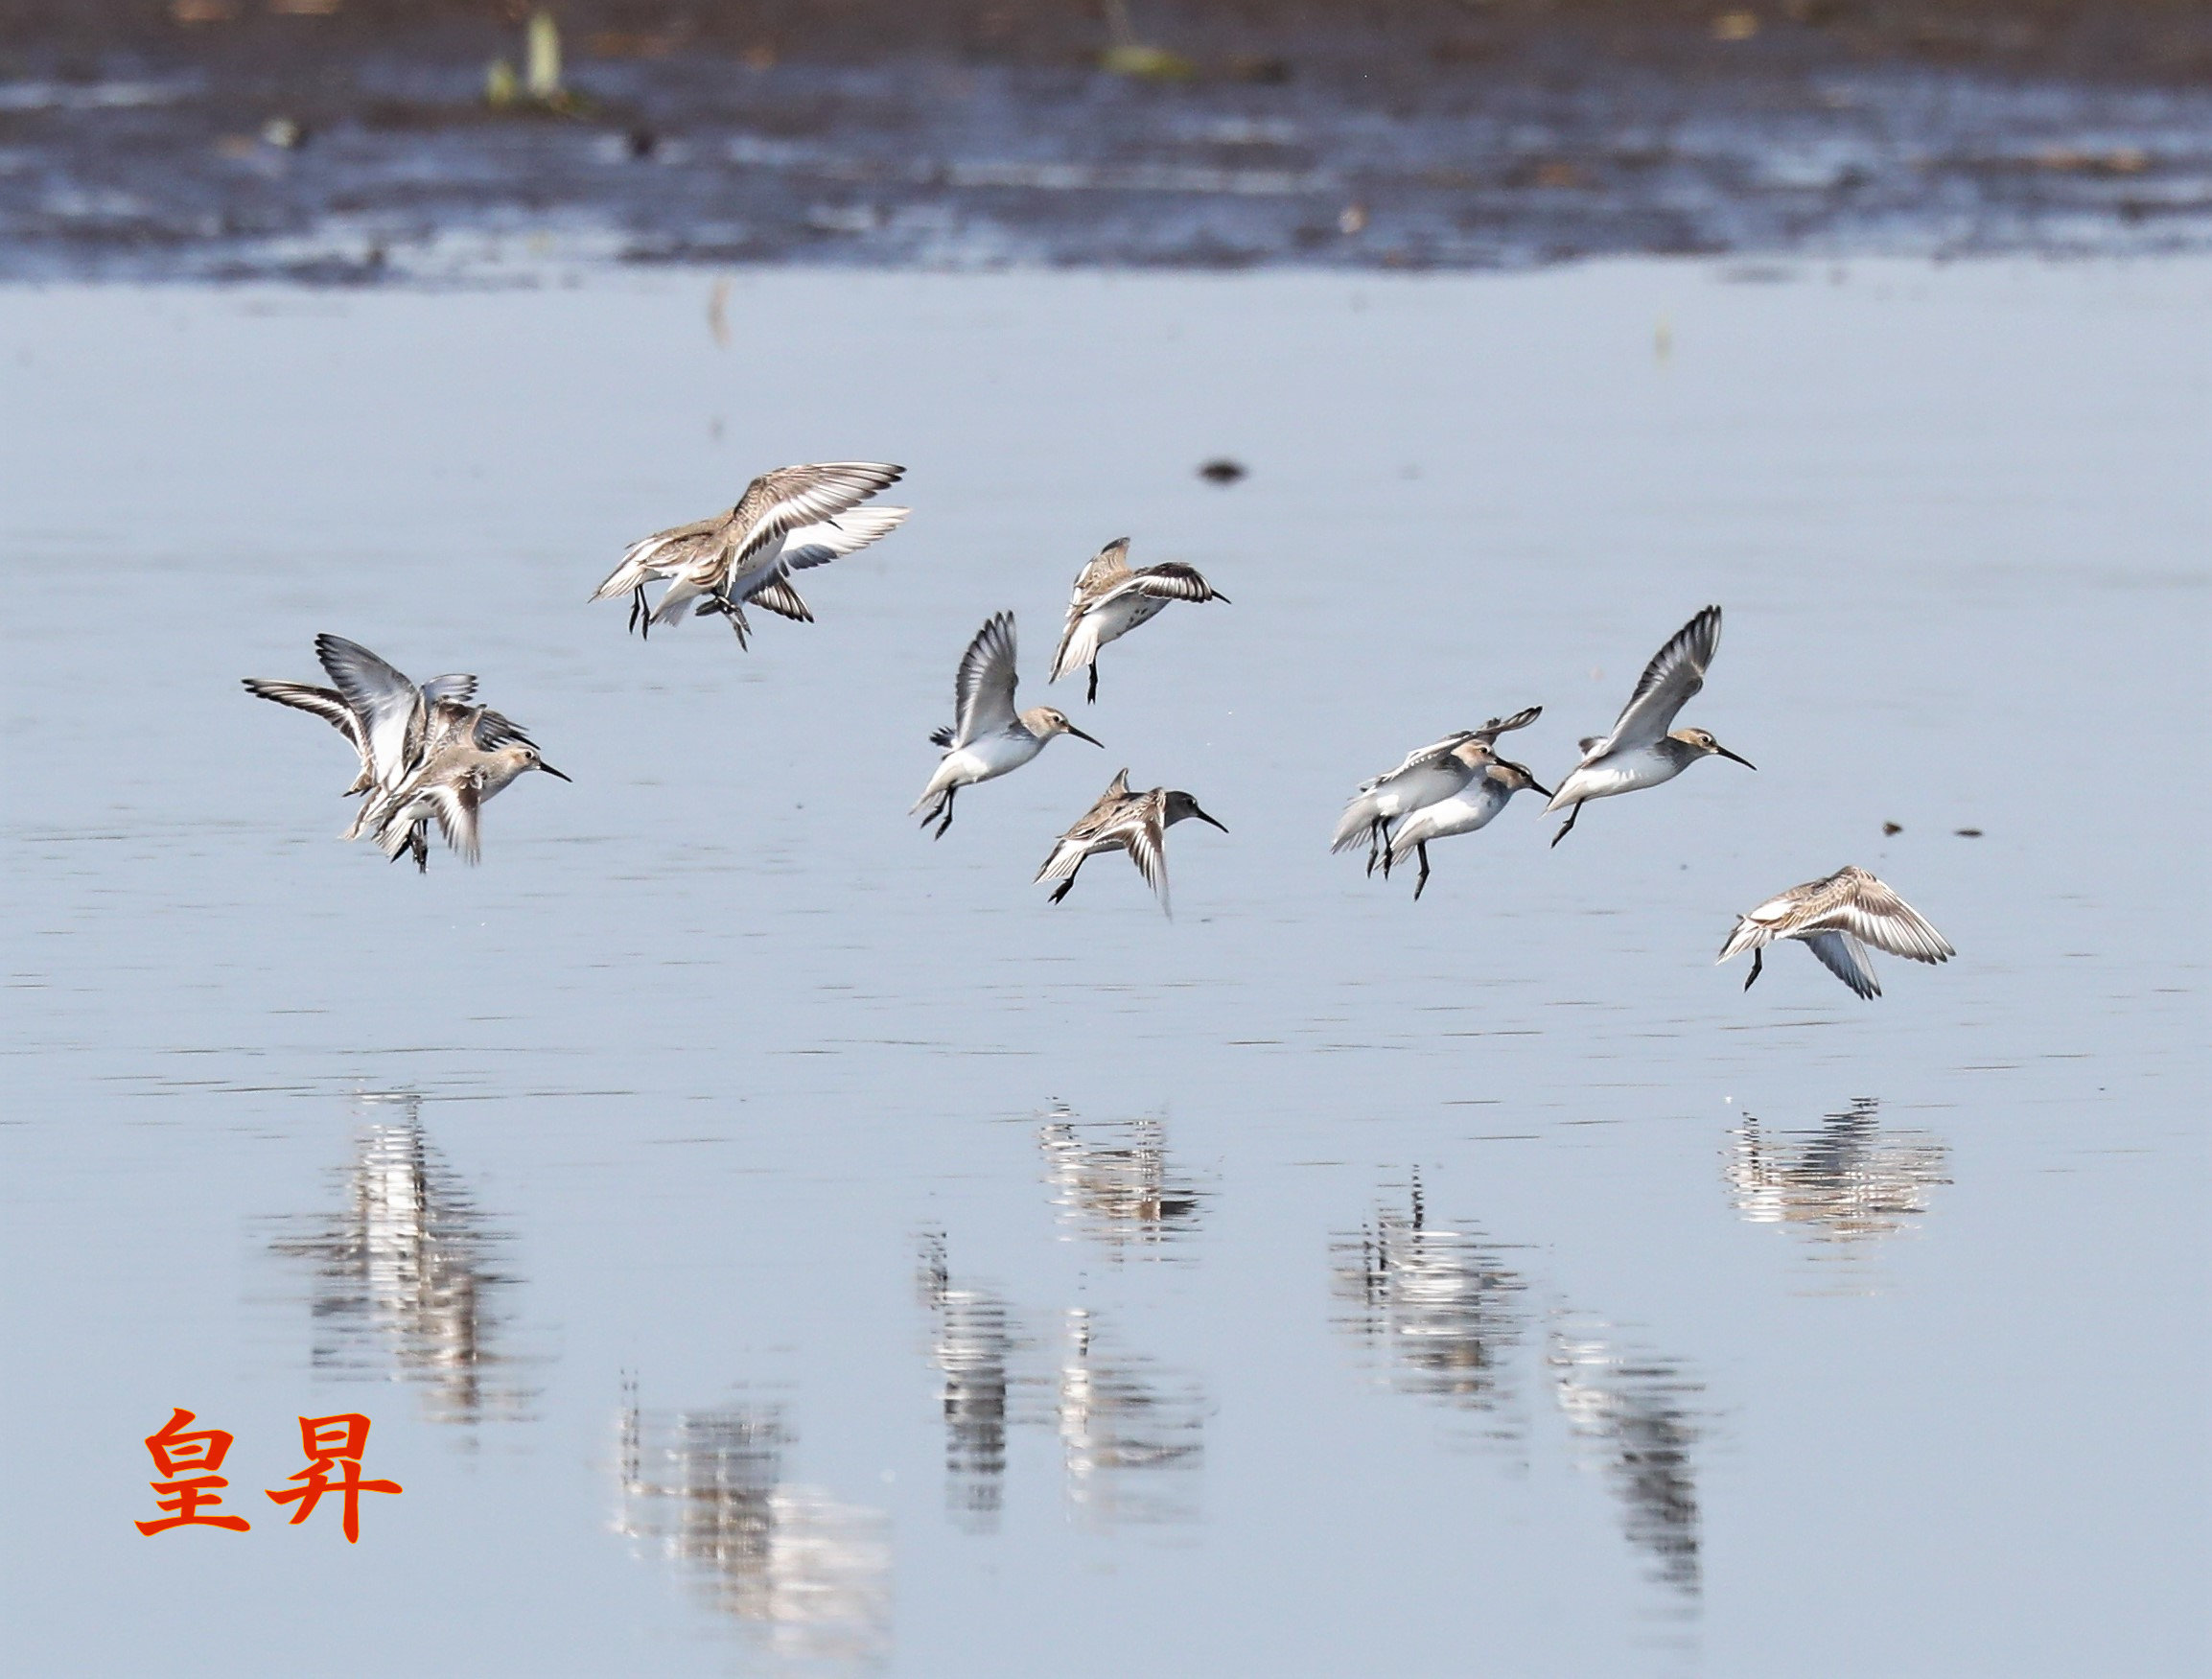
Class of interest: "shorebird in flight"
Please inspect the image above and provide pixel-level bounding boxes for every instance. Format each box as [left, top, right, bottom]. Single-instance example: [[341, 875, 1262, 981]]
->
[[1545, 606, 1753, 846], [244, 635, 565, 870], [591, 461, 908, 643], [1049, 537, 1228, 703], [1331, 708, 1542, 877], [1036, 770, 1226, 916], [914, 612, 1101, 839], [1384, 750, 1550, 899], [1718, 866, 1953, 998]]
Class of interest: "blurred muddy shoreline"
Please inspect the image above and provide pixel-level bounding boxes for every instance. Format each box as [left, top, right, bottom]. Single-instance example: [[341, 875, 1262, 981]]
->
[[4, 2, 2209, 279]]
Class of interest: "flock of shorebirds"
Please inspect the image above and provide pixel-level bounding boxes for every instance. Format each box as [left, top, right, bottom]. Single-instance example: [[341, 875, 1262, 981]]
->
[[244, 460, 1955, 999]]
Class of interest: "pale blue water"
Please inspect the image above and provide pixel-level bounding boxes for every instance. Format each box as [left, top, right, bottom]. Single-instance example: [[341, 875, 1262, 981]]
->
[[1, 259, 2205, 1675]]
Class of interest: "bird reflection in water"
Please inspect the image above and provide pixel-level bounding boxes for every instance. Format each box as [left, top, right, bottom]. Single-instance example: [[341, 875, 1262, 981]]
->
[[1727, 1097, 1951, 1257], [919, 1236, 1207, 1532], [614, 1386, 892, 1667], [1036, 1107, 1208, 1261], [1056, 1306, 1206, 1528], [267, 1091, 539, 1427], [1548, 1317, 1704, 1599], [1331, 1173, 1528, 1440], [917, 1234, 1020, 1533]]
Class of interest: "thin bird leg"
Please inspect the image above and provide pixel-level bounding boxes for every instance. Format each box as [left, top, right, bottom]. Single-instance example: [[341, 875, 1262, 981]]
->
[[1086, 664, 1099, 706], [1743, 947, 1764, 991], [933, 787, 957, 841], [1049, 856, 1085, 904], [725, 599, 751, 649], [627, 584, 644, 636], [1412, 843, 1432, 900], [1365, 817, 1385, 877], [1549, 802, 1583, 849]]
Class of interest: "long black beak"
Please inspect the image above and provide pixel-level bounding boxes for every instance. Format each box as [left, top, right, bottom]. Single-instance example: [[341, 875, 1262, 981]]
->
[[1193, 805, 1228, 833], [538, 762, 573, 781], [1212, 591, 1232, 604], [1065, 725, 1104, 748], [1715, 746, 1756, 771], [1527, 781, 1554, 801]]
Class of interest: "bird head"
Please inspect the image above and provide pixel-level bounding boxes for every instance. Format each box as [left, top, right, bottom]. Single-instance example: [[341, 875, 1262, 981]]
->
[[1490, 758, 1552, 800], [1163, 791, 1227, 832], [1034, 709, 1103, 747], [1676, 728, 1755, 770]]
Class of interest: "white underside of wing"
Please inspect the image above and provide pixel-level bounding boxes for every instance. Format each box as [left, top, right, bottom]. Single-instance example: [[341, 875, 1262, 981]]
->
[[1803, 930, 1879, 998], [781, 505, 910, 570]]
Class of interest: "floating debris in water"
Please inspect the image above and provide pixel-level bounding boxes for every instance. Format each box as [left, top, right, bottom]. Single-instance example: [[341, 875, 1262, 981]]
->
[[1955, 827, 1983, 837], [260, 117, 305, 151], [1882, 821, 1902, 835], [1339, 202, 1368, 235], [1199, 458, 1246, 484]]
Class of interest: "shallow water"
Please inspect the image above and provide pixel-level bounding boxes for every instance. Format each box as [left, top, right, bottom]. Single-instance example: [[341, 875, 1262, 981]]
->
[[1, 259, 2206, 1675]]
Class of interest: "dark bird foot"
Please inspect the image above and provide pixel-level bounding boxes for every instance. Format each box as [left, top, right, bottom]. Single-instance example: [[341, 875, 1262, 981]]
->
[[1549, 804, 1582, 848], [1744, 949, 1763, 991], [1085, 665, 1099, 705], [1412, 845, 1431, 899]]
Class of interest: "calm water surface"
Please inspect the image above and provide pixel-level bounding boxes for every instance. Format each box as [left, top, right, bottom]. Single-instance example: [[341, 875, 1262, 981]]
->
[[1, 260, 2206, 1675]]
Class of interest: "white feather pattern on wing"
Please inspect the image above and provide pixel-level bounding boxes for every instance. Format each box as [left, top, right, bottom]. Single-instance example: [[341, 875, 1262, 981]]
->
[[314, 635, 424, 793], [780, 505, 910, 571], [1594, 606, 1721, 758], [1804, 930, 1880, 998], [724, 462, 904, 571], [952, 612, 1019, 746]]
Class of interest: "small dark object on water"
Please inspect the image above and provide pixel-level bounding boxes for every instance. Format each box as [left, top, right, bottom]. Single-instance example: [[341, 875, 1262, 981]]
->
[[1882, 821, 1902, 835], [626, 128, 656, 160], [1199, 458, 1247, 484], [1955, 828, 1983, 837], [1226, 56, 1292, 84]]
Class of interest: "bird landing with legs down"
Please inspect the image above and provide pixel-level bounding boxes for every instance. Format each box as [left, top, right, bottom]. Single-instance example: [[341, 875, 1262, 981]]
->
[[1546, 605, 1754, 846], [1050, 537, 1229, 703], [1719, 866, 1954, 999], [591, 461, 909, 645], [913, 612, 1102, 839], [1332, 707, 1544, 895], [1036, 769, 1227, 916], [244, 634, 567, 873]]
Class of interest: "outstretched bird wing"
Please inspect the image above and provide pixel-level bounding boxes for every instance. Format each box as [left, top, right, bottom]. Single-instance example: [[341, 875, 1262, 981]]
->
[[1821, 869, 1955, 965], [314, 634, 425, 793], [1108, 561, 1226, 606], [243, 679, 365, 755], [723, 462, 905, 573], [748, 579, 814, 623], [1804, 930, 1880, 998], [1592, 606, 1721, 758], [779, 505, 910, 571], [1467, 705, 1541, 745], [1359, 732, 1480, 793], [952, 612, 1019, 747]]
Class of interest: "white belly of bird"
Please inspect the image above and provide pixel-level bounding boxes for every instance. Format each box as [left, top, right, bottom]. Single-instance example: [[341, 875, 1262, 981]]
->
[[941, 730, 1045, 791], [1089, 593, 1166, 650], [1392, 781, 1509, 849], [1552, 744, 1686, 806]]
